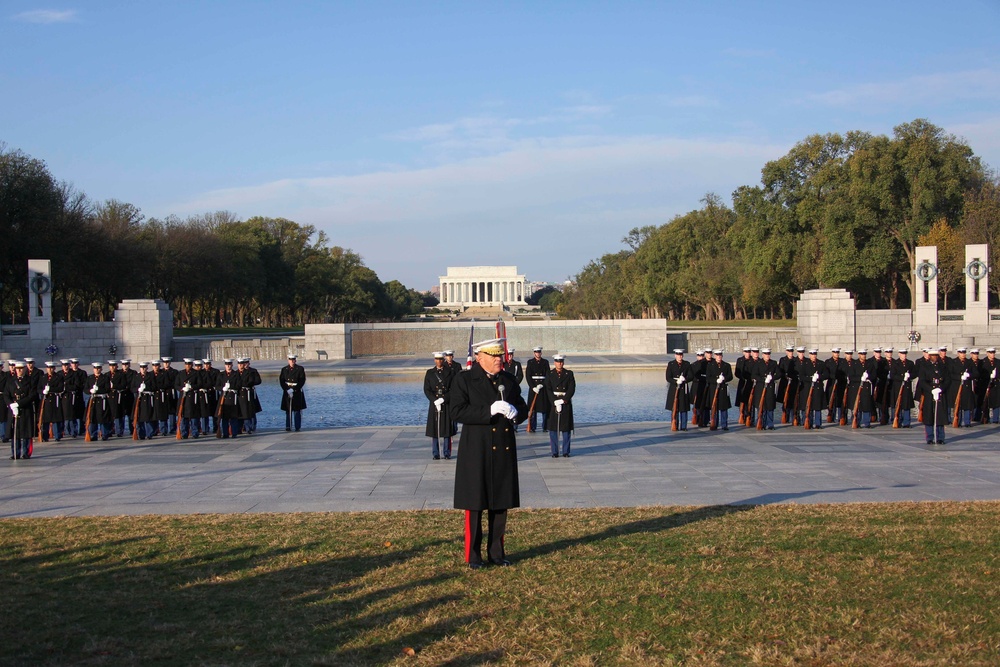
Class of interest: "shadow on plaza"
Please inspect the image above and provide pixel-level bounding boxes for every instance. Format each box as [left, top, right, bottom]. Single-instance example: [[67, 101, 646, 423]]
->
[[0, 528, 474, 666]]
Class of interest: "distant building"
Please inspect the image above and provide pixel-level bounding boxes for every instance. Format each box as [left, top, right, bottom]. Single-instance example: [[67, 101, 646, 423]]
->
[[438, 266, 528, 307]]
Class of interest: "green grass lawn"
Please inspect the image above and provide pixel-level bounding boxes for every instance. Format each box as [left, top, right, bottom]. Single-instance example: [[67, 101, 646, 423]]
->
[[2, 503, 998, 666]]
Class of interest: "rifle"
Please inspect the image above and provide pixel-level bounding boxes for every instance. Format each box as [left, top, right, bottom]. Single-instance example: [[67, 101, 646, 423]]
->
[[175, 391, 186, 440], [37, 394, 46, 440], [952, 382, 964, 428], [827, 377, 837, 423], [803, 382, 815, 430], [215, 389, 226, 438], [709, 379, 721, 431], [982, 380, 993, 425], [851, 380, 863, 429], [781, 377, 792, 424], [755, 379, 768, 430], [670, 377, 680, 432], [892, 376, 907, 428], [526, 387, 540, 432], [132, 392, 141, 441], [791, 382, 801, 426], [84, 395, 94, 442]]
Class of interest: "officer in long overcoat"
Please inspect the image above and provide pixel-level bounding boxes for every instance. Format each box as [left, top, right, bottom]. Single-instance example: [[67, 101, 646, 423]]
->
[[5, 362, 36, 459], [545, 354, 576, 457], [704, 350, 734, 430], [452, 338, 527, 569], [889, 349, 916, 427], [979, 347, 1000, 423], [920, 350, 950, 444], [798, 349, 829, 428], [423, 352, 456, 459], [524, 346, 550, 432], [665, 349, 694, 430], [279, 354, 307, 431], [751, 348, 782, 429]]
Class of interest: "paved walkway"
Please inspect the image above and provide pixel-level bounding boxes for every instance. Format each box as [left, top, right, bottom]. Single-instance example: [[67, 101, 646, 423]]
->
[[2, 420, 999, 517]]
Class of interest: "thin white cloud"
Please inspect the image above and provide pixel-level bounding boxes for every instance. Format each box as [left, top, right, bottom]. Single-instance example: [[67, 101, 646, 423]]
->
[[170, 134, 783, 224], [807, 68, 1000, 107], [164, 133, 788, 287], [12, 9, 78, 23]]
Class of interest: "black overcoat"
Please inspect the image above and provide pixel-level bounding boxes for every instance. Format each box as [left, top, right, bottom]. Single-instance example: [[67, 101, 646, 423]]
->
[[704, 360, 734, 411], [919, 360, 951, 425], [279, 364, 308, 411], [423, 365, 457, 438], [751, 358, 782, 412], [665, 360, 693, 411], [545, 368, 576, 433], [4, 374, 36, 440], [452, 364, 527, 511], [525, 357, 551, 413]]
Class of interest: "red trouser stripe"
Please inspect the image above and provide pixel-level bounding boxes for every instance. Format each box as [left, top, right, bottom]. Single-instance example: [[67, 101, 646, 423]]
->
[[464, 510, 472, 563]]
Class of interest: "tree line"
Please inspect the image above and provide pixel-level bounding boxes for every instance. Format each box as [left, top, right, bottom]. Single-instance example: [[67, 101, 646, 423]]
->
[[559, 119, 1000, 320], [0, 143, 428, 326]]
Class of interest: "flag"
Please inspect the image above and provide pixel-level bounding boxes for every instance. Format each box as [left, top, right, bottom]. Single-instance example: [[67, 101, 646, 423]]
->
[[466, 324, 474, 369]]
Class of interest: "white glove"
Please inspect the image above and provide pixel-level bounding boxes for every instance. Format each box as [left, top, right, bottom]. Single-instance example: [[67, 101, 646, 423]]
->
[[932, 388, 942, 400], [504, 404, 518, 420], [183, 382, 192, 393], [556, 403, 563, 413], [676, 376, 686, 384], [861, 371, 869, 382], [43, 386, 50, 395], [812, 372, 819, 383], [903, 372, 910, 381], [962, 371, 970, 381], [532, 385, 542, 394], [490, 400, 511, 416], [287, 382, 296, 387], [286, 388, 294, 397], [554, 399, 565, 407], [222, 382, 230, 392], [10, 404, 19, 416], [765, 373, 773, 384], [992, 369, 997, 380], [716, 374, 724, 385], [90, 385, 98, 394], [138, 383, 146, 393], [434, 397, 444, 407]]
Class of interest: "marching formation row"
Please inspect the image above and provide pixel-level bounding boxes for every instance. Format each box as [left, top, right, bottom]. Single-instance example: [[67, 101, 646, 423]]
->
[[2, 356, 312, 460], [666, 345, 999, 444]]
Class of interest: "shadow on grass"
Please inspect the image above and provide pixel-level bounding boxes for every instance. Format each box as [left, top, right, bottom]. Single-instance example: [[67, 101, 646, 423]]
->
[[0, 531, 470, 666], [516, 504, 755, 563]]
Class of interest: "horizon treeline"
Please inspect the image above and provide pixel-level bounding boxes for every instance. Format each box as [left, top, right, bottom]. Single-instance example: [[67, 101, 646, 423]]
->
[[0, 142, 427, 326], [558, 119, 1000, 320]]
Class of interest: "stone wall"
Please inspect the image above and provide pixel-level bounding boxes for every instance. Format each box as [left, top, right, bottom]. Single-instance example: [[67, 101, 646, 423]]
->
[[1, 298, 172, 362], [172, 336, 305, 361], [301, 320, 670, 359], [682, 329, 800, 354]]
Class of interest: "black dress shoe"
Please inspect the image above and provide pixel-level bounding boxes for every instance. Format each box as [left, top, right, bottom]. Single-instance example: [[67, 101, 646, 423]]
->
[[8, 456, 14, 460], [468, 562, 484, 570], [433, 455, 440, 460], [552, 454, 559, 458], [444, 455, 451, 460], [562, 453, 570, 457], [489, 558, 512, 567]]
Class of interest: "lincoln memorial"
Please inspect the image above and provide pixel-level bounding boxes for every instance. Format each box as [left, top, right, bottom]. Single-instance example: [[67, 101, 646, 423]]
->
[[438, 266, 527, 307]]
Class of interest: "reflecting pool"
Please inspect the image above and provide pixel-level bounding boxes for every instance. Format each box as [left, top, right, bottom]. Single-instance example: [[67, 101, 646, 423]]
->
[[252, 368, 705, 429]]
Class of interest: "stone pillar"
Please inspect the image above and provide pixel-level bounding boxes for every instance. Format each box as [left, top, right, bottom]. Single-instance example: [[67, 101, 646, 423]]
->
[[965, 244, 989, 328], [28, 259, 53, 347], [913, 245, 938, 335]]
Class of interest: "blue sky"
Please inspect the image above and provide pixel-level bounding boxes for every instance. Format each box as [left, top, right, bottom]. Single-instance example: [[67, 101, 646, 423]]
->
[[4, 2, 999, 291]]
